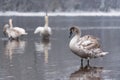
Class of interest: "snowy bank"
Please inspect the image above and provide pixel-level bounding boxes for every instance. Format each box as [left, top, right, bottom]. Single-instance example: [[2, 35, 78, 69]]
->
[[0, 11, 120, 16]]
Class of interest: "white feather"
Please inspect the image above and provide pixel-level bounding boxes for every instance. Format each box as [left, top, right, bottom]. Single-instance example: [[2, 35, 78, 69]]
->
[[34, 27, 44, 34], [13, 27, 28, 35]]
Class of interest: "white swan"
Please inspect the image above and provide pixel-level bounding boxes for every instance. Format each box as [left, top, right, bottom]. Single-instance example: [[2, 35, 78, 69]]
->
[[9, 19, 28, 35], [3, 24, 21, 39], [34, 13, 52, 38], [69, 26, 108, 63], [3, 19, 28, 40]]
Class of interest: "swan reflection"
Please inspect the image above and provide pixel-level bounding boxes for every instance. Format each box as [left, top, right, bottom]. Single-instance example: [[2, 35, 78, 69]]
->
[[4, 40, 26, 61], [70, 64, 103, 80], [35, 39, 51, 63]]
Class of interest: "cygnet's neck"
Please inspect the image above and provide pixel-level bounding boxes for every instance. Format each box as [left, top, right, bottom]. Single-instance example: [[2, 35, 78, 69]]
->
[[73, 33, 80, 42], [75, 28, 81, 38], [69, 27, 81, 51], [70, 32, 81, 47]]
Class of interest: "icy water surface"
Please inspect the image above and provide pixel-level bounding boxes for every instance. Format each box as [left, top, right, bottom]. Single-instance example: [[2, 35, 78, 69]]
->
[[0, 16, 120, 80]]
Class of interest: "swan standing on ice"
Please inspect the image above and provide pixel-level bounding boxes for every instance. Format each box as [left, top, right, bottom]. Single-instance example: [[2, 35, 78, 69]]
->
[[3, 19, 28, 40], [69, 26, 108, 64], [34, 13, 52, 39]]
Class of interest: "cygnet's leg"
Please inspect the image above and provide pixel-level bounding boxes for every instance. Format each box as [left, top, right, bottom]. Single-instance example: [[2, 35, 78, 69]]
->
[[87, 57, 90, 66], [81, 58, 83, 67]]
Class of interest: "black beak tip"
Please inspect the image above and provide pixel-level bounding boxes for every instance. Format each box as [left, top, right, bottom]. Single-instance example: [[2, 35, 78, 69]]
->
[[69, 31, 72, 38]]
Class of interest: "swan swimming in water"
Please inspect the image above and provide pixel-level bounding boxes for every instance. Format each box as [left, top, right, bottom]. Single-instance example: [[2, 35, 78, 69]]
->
[[69, 26, 108, 64], [3, 19, 28, 40], [34, 13, 52, 38]]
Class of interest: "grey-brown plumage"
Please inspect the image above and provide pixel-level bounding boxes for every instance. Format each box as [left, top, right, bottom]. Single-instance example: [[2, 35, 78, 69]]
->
[[69, 26, 108, 59]]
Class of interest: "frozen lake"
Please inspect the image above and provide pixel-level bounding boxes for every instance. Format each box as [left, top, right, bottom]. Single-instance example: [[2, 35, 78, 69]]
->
[[0, 16, 120, 80]]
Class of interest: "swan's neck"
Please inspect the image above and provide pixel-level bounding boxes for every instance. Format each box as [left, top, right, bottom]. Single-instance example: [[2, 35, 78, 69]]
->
[[9, 19, 13, 28], [44, 15, 49, 27]]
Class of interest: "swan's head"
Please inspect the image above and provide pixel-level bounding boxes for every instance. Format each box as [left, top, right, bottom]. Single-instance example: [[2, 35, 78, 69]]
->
[[3, 24, 9, 36], [69, 26, 81, 38]]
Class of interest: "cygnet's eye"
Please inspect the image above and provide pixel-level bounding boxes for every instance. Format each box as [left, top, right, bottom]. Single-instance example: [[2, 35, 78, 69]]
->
[[70, 27, 75, 32]]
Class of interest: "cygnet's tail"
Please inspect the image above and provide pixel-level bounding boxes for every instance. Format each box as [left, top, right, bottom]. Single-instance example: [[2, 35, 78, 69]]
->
[[91, 48, 109, 57], [97, 52, 108, 57], [99, 52, 109, 57]]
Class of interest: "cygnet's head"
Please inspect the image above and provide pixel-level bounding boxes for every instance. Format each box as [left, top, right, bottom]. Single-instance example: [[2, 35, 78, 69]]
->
[[69, 26, 81, 38]]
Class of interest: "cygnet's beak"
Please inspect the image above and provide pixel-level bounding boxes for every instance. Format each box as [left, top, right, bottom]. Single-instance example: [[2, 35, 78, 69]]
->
[[69, 30, 73, 38]]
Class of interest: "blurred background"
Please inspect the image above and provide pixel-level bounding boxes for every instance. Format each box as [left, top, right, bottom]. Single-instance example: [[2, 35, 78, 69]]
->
[[0, 0, 120, 12]]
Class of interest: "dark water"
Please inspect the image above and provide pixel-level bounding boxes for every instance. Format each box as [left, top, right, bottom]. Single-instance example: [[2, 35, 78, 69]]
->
[[0, 16, 120, 80]]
